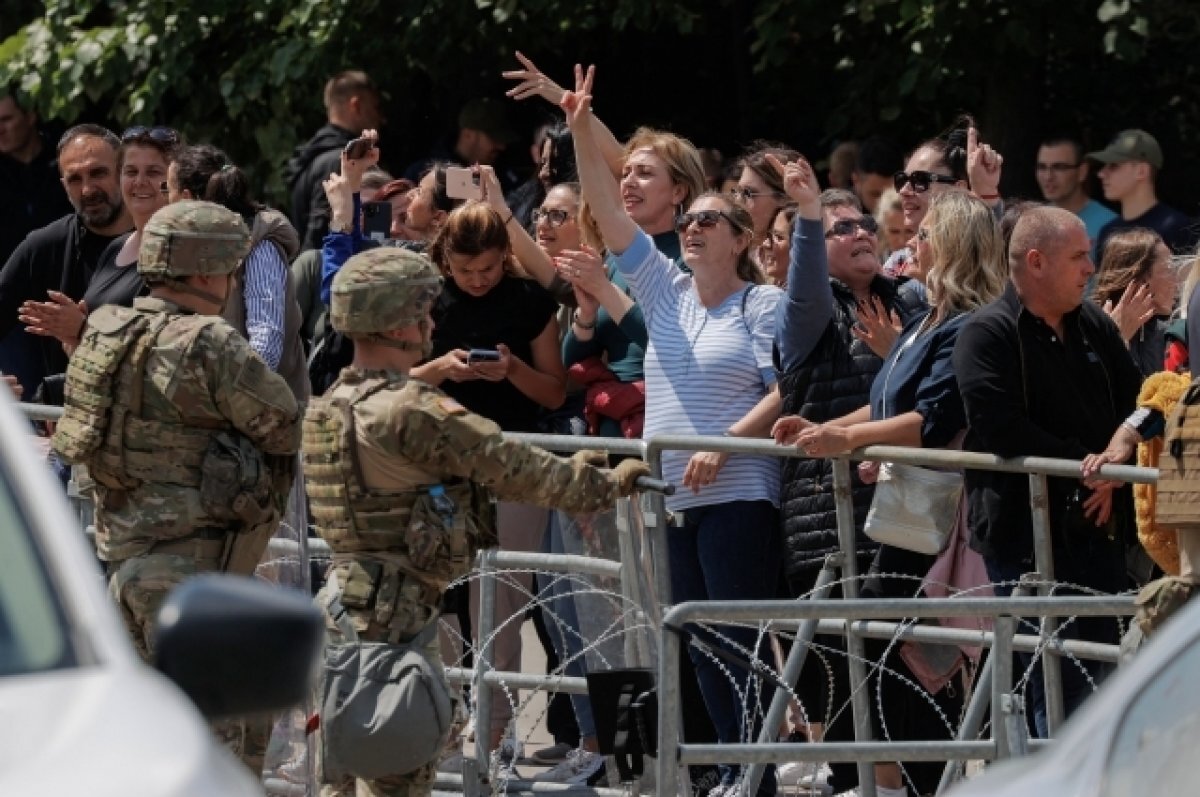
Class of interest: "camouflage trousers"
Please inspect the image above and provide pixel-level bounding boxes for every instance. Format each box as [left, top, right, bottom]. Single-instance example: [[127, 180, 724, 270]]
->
[[314, 574, 445, 797], [107, 553, 270, 777]]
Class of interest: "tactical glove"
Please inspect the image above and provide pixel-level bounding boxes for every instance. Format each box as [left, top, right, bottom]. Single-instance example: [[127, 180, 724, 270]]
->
[[610, 459, 651, 496]]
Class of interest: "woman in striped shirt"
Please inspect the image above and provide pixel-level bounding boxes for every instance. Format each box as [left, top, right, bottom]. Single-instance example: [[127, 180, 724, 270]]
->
[[564, 67, 785, 797]]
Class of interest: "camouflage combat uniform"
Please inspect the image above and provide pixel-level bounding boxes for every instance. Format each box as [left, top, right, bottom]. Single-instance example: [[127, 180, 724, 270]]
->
[[303, 249, 646, 797], [52, 201, 302, 773]]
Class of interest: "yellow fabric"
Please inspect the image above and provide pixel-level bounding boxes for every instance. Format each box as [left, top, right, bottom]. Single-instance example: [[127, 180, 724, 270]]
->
[[1136, 371, 1191, 575]]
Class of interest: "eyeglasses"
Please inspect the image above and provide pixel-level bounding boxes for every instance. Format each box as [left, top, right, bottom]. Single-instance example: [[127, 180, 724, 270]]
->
[[893, 170, 958, 193], [729, 186, 788, 203], [531, 208, 574, 227], [121, 126, 181, 146], [824, 215, 878, 239], [675, 209, 740, 234], [1035, 162, 1081, 173]]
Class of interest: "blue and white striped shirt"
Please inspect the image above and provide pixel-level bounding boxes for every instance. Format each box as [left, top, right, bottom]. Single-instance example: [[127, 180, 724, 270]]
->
[[242, 240, 288, 370], [614, 230, 783, 512]]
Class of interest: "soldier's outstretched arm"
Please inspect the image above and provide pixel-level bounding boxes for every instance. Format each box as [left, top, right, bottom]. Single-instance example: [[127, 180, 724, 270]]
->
[[208, 325, 302, 455], [396, 388, 623, 514]]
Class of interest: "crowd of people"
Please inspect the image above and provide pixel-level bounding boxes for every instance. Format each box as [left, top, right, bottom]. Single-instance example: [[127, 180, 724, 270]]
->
[[2, 49, 1200, 797]]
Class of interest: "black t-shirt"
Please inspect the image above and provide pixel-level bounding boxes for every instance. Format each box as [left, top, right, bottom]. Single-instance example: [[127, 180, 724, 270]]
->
[[429, 274, 558, 432], [83, 233, 145, 311], [1097, 202, 1199, 256]]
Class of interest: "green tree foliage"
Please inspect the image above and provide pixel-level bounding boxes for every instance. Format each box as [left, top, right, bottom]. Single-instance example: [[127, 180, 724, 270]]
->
[[2, 0, 1196, 207]]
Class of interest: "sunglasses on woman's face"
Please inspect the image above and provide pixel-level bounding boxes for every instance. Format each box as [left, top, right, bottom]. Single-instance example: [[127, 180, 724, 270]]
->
[[893, 170, 958, 193], [824, 215, 879, 239], [121, 126, 181, 146], [675, 209, 737, 234], [531, 208, 573, 227]]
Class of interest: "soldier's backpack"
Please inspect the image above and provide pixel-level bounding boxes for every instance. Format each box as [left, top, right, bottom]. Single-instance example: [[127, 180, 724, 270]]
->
[[1156, 378, 1200, 529]]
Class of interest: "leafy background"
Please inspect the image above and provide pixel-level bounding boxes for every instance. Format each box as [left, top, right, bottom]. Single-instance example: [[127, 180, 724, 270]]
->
[[2, 0, 1195, 214]]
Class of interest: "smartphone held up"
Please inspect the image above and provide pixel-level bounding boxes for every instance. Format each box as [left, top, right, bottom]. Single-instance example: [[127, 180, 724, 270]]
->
[[343, 137, 375, 160], [445, 167, 483, 201]]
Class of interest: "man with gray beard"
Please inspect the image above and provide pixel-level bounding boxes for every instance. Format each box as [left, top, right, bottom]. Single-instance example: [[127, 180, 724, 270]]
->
[[0, 124, 132, 396]]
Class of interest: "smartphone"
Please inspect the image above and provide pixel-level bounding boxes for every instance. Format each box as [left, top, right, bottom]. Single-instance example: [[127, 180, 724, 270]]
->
[[343, 137, 374, 160], [467, 348, 501, 364], [362, 200, 391, 241], [445, 166, 483, 201]]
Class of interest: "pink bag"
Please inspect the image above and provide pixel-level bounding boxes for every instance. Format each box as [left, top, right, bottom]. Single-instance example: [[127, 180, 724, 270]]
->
[[921, 495, 993, 663]]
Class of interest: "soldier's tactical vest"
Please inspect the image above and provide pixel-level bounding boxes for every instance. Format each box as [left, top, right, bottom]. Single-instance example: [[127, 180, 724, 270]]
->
[[1157, 379, 1200, 530], [53, 306, 222, 492], [303, 375, 491, 591]]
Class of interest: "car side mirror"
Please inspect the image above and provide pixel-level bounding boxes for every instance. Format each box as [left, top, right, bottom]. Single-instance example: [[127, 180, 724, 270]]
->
[[154, 575, 324, 719]]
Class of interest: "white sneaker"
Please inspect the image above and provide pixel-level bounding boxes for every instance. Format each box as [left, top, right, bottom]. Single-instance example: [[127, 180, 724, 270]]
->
[[706, 785, 731, 797], [533, 748, 606, 785]]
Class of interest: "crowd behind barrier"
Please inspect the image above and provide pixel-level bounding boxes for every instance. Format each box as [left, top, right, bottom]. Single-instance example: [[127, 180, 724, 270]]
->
[[20, 396, 1149, 797]]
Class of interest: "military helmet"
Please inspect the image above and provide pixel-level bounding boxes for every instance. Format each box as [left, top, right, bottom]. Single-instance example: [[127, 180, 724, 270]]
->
[[138, 200, 251, 280], [331, 248, 443, 337]]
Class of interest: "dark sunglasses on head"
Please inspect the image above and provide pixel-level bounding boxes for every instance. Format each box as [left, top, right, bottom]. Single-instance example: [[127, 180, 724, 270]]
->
[[531, 208, 573, 227], [121, 126, 181, 146], [893, 170, 958, 193], [675, 209, 739, 234], [824, 215, 878, 239], [729, 186, 788, 203]]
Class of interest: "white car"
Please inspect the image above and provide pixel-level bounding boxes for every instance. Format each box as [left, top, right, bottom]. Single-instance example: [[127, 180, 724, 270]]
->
[[0, 398, 321, 796], [948, 598, 1200, 796]]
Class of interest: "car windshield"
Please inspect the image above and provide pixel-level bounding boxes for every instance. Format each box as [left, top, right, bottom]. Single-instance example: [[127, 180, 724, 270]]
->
[[0, 466, 76, 677]]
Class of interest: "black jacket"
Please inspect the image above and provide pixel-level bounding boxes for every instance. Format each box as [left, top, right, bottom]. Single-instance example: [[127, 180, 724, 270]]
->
[[0, 139, 74, 264], [776, 275, 925, 581], [284, 124, 356, 251], [952, 283, 1142, 579], [0, 214, 123, 394]]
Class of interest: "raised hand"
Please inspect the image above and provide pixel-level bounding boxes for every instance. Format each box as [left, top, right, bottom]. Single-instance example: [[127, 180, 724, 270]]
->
[[1103, 280, 1156, 342], [559, 64, 595, 129], [503, 51, 568, 105], [966, 126, 1003, 200], [851, 295, 901, 358], [341, 129, 380, 191], [477, 165, 508, 214], [765, 153, 819, 217], [555, 245, 608, 297]]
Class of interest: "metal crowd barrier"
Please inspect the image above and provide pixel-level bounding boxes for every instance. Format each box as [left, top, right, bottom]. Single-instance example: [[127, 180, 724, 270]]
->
[[21, 400, 1152, 797]]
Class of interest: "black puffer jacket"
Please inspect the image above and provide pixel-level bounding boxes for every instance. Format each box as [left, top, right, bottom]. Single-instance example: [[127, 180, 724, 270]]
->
[[776, 275, 925, 582]]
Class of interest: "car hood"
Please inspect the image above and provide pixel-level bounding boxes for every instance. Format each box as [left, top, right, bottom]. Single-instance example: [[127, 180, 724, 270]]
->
[[0, 664, 261, 796]]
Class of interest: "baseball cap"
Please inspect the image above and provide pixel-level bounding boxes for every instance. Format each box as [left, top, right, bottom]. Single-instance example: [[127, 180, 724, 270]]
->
[[458, 98, 517, 145], [1086, 129, 1163, 169]]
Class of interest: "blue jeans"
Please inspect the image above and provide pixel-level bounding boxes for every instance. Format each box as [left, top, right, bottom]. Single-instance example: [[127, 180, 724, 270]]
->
[[537, 512, 597, 739], [670, 500, 780, 794], [985, 558, 1115, 738]]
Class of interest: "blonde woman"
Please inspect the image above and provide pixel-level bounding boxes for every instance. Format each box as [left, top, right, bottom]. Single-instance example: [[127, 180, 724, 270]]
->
[[773, 190, 1007, 797]]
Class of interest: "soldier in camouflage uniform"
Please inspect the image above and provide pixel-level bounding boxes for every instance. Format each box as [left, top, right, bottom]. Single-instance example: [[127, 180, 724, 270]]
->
[[52, 200, 302, 773], [303, 248, 649, 797]]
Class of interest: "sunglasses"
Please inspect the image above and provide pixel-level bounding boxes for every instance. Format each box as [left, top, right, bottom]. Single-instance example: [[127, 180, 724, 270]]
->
[[893, 170, 958, 193], [121, 126, 181, 146], [824, 215, 878, 239], [675, 209, 740, 234], [729, 186, 788, 203], [531, 208, 574, 227]]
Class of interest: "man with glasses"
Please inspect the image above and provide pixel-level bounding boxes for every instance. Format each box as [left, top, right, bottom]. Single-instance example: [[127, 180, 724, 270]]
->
[[1089, 129, 1198, 256], [1035, 136, 1115, 258], [0, 124, 132, 398]]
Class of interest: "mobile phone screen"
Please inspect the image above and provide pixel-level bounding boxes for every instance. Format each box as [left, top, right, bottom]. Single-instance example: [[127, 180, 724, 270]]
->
[[362, 201, 391, 240], [467, 348, 501, 364]]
